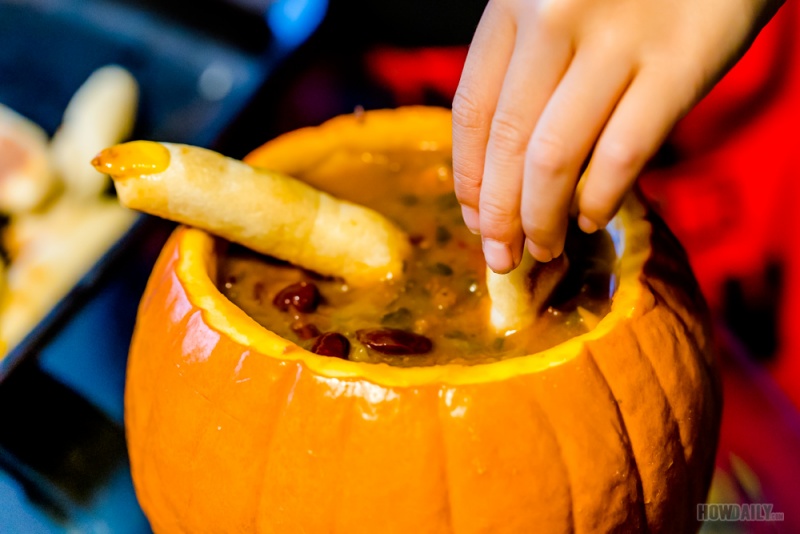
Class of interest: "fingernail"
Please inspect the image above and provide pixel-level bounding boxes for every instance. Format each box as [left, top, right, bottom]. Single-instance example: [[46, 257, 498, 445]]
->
[[526, 240, 553, 263], [482, 238, 513, 273], [461, 206, 480, 234], [578, 214, 599, 234], [511, 240, 524, 267]]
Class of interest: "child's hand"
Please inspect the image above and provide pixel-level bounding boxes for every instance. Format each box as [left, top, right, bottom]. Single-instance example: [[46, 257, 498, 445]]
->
[[453, 0, 783, 272]]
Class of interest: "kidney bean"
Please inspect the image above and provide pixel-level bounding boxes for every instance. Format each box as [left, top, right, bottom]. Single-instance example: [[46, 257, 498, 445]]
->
[[356, 328, 433, 355], [311, 333, 350, 359], [291, 322, 321, 340], [273, 282, 321, 313]]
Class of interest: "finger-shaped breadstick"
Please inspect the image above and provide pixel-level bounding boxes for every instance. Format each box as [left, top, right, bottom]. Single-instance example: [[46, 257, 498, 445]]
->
[[0, 199, 136, 355], [52, 65, 138, 198], [93, 141, 410, 286], [487, 252, 569, 333], [0, 104, 55, 214], [0, 258, 5, 301]]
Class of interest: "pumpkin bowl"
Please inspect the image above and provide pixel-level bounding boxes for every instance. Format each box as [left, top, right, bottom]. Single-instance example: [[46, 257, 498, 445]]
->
[[125, 107, 721, 533]]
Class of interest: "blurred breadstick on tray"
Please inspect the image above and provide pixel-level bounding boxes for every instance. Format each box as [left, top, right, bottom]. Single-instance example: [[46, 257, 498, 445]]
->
[[0, 66, 139, 358]]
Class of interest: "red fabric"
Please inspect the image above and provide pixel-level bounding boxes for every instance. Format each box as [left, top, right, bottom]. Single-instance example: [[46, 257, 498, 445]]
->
[[637, 3, 800, 407], [365, 2, 800, 407], [366, 47, 467, 105]]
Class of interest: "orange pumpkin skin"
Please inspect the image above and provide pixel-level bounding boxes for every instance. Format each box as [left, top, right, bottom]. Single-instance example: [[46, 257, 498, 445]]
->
[[125, 108, 721, 533]]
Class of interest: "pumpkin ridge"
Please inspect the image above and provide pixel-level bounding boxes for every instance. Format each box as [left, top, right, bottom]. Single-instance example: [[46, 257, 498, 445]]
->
[[634, 306, 699, 457], [126, 244, 184, 446], [523, 350, 647, 532], [661, 283, 719, 409], [583, 346, 649, 532], [642, 211, 714, 370], [255, 364, 307, 530], [255, 364, 350, 533], [179, 376, 239, 526], [630, 302, 719, 518], [186, 349, 267, 429], [138, 243, 180, 315], [173, 246, 291, 532], [134, 399, 167, 528], [529, 387, 578, 534], [327, 380, 357, 533], [228, 358, 301, 532], [590, 313, 693, 531], [582, 348, 648, 532], [643, 277, 720, 427], [175, 385, 218, 532], [643, 278, 716, 385], [646, 277, 716, 376], [181, 416, 214, 531], [515, 380, 575, 533], [127, 300, 165, 525], [246, 362, 307, 534], [153, 391, 211, 533], [653, 293, 722, 503], [137, 298, 200, 530], [435, 387, 457, 534], [618, 325, 690, 531]]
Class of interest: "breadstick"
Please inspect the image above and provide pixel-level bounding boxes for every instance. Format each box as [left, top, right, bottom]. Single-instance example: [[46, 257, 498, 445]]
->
[[0, 259, 5, 302], [0, 104, 55, 214], [487, 252, 569, 333], [52, 65, 138, 198], [0, 199, 136, 355], [93, 141, 410, 286]]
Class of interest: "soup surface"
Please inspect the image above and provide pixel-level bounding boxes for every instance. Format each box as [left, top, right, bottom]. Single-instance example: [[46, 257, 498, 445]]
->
[[219, 149, 617, 366]]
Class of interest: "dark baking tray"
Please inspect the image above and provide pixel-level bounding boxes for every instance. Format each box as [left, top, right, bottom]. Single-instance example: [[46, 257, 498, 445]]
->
[[0, 0, 315, 380], [0, 0, 323, 529]]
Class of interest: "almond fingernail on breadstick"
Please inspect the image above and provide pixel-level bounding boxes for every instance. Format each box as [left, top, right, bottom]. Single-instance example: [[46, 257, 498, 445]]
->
[[92, 141, 410, 286]]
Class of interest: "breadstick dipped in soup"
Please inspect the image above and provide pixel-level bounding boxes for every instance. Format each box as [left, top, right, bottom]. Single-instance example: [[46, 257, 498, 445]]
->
[[95, 141, 617, 367]]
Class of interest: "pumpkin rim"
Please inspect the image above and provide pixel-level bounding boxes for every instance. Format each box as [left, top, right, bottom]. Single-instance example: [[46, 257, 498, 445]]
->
[[174, 107, 655, 387]]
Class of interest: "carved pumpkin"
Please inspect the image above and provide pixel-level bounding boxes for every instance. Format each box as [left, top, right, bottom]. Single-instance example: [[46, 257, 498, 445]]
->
[[125, 107, 721, 533]]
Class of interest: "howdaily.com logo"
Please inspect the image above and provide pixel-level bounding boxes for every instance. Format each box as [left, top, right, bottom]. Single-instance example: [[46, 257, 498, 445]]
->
[[698, 503, 784, 522]]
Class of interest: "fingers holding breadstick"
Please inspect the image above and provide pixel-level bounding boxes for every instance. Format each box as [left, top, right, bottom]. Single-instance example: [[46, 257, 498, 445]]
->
[[487, 252, 569, 334], [93, 141, 410, 286]]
